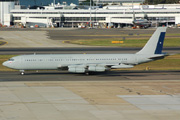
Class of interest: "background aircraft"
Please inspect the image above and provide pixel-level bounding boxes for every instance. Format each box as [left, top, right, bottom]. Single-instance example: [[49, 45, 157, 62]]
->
[[132, 11, 151, 29], [3, 27, 167, 75]]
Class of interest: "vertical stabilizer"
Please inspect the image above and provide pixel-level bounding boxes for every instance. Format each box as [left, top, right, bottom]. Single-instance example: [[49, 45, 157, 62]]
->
[[136, 27, 167, 55]]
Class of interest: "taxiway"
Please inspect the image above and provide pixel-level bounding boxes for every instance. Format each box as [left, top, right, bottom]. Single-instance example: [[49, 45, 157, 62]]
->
[[0, 71, 180, 120], [0, 47, 179, 55], [0, 70, 179, 81]]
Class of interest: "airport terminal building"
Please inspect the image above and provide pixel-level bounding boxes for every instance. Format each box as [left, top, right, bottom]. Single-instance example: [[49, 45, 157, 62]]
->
[[1, 0, 180, 28], [79, 0, 145, 5], [0, 0, 18, 26]]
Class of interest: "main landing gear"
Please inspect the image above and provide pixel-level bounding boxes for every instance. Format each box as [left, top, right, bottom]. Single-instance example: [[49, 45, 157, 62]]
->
[[85, 72, 89, 75], [20, 70, 25, 75]]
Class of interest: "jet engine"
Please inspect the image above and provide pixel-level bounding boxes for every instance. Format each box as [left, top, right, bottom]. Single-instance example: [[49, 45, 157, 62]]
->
[[68, 67, 86, 73], [88, 66, 108, 72]]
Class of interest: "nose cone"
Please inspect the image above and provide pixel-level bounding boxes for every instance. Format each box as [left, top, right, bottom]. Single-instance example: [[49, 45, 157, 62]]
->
[[2, 61, 8, 67]]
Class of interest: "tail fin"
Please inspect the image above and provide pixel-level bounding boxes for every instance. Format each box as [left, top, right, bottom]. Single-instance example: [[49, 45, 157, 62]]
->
[[136, 27, 167, 55]]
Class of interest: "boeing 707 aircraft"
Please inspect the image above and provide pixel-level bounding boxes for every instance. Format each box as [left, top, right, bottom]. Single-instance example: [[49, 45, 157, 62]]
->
[[3, 27, 167, 75]]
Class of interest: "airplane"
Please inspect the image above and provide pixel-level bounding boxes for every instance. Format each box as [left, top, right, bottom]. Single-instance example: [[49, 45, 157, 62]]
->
[[3, 27, 167, 75], [132, 11, 151, 29]]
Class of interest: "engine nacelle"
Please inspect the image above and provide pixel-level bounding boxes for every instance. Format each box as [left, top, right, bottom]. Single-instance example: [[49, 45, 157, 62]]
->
[[88, 66, 107, 72], [68, 67, 86, 73], [111, 64, 134, 69]]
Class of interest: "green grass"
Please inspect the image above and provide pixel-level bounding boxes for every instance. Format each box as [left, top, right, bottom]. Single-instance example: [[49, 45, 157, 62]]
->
[[0, 54, 180, 71], [70, 33, 180, 37], [0, 41, 5, 45], [130, 59, 180, 70], [166, 33, 180, 36], [67, 38, 180, 47], [164, 38, 180, 47]]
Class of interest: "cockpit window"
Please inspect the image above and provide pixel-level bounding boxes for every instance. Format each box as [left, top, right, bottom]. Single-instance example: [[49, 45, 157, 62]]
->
[[8, 59, 14, 61]]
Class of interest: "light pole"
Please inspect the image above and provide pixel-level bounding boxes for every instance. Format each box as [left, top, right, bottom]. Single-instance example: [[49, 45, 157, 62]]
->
[[90, 0, 92, 28], [59, 11, 61, 27], [54, 0, 55, 6]]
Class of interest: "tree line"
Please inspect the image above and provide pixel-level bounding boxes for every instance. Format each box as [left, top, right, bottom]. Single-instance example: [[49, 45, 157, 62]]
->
[[144, 0, 179, 4], [80, 0, 180, 5]]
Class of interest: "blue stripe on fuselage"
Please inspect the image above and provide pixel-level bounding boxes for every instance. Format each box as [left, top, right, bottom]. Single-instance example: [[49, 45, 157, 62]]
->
[[154, 32, 166, 54]]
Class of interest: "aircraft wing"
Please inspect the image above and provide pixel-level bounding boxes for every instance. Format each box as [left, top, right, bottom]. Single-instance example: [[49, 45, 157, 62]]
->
[[58, 63, 134, 73]]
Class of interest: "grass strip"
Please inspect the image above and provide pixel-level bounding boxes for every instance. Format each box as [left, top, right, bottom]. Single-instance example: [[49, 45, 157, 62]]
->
[[65, 33, 180, 37], [0, 41, 7, 46], [67, 38, 180, 47]]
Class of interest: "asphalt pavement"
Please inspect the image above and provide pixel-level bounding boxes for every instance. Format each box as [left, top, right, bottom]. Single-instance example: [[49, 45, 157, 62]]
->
[[0, 47, 179, 55], [0, 70, 179, 82]]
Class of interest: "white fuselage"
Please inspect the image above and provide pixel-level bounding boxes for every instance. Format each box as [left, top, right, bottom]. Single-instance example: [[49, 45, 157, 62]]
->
[[2, 54, 152, 70]]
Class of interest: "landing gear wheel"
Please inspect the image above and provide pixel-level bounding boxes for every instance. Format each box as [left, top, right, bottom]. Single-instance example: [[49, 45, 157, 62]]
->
[[85, 72, 89, 75], [20, 72, 24, 75], [20, 70, 25, 75]]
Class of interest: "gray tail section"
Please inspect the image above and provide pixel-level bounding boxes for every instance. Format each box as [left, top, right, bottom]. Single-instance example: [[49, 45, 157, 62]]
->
[[136, 27, 167, 55]]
